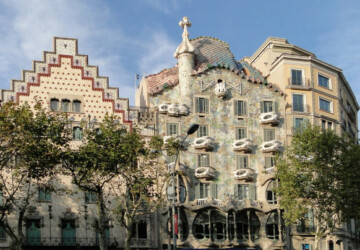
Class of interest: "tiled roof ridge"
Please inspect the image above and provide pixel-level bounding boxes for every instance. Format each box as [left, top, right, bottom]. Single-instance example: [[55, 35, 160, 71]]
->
[[239, 58, 266, 78], [145, 65, 177, 78], [190, 36, 230, 48]]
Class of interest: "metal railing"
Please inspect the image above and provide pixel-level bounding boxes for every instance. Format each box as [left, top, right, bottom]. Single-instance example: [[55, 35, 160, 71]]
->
[[288, 77, 311, 87], [292, 104, 310, 113], [23, 236, 115, 246], [347, 106, 357, 122]]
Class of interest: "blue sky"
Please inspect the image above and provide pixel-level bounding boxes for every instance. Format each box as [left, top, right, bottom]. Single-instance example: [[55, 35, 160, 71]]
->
[[0, 0, 359, 105]]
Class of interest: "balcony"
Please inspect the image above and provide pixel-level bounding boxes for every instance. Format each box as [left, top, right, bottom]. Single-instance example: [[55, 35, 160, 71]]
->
[[260, 112, 280, 126], [291, 104, 310, 113], [193, 136, 215, 151], [23, 236, 116, 247], [214, 82, 226, 97], [233, 168, 255, 181], [347, 106, 357, 122], [168, 103, 179, 116], [287, 77, 311, 89], [261, 140, 281, 153], [157, 102, 170, 113], [195, 166, 216, 179], [179, 104, 190, 115], [233, 138, 252, 153]]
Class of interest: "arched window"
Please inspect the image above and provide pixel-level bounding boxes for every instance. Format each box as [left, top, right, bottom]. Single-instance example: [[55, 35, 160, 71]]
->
[[236, 211, 248, 240], [328, 240, 334, 250], [266, 211, 279, 239], [193, 210, 210, 240], [250, 211, 260, 241], [72, 100, 81, 113], [266, 180, 277, 204], [179, 208, 189, 241], [210, 210, 226, 242], [50, 98, 59, 111], [73, 127, 83, 140], [61, 99, 70, 112]]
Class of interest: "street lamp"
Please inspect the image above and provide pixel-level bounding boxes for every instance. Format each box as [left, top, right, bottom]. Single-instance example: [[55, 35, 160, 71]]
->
[[171, 124, 199, 250]]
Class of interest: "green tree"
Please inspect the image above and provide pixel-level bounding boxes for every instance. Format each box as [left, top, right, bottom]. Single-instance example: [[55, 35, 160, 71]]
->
[[0, 101, 70, 250], [113, 135, 170, 250], [62, 117, 163, 250], [275, 126, 360, 249]]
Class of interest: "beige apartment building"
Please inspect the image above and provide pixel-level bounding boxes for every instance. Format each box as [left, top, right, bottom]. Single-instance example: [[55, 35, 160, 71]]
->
[[250, 37, 358, 142], [0, 18, 358, 250]]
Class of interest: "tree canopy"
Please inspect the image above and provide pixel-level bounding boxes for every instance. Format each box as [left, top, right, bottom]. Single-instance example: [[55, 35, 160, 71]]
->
[[276, 126, 360, 239]]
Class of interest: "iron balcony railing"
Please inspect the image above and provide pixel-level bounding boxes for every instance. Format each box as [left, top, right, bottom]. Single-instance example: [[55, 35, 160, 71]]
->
[[288, 77, 311, 88], [23, 236, 115, 247], [347, 106, 357, 122], [292, 104, 310, 113]]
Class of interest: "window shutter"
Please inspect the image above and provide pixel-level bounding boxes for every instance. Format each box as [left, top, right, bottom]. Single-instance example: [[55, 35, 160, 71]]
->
[[234, 184, 239, 199], [234, 101, 238, 115], [249, 184, 256, 200], [205, 99, 209, 113], [45, 191, 51, 201], [243, 101, 247, 115], [195, 184, 200, 199], [196, 98, 200, 113], [260, 101, 264, 113], [210, 184, 217, 199], [166, 124, 170, 135]]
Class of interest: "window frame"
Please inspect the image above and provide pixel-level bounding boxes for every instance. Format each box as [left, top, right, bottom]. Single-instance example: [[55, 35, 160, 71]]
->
[[73, 127, 83, 140], [85, 191, 98, 203], [292, 93, 305, 112], [319, 97, 333, 113], [260, 100, 276, 113], [197, 125, 209, 137], [166, 123, 179, 136], [264, 129, 275, 141], [291, 69, 304, 86], [236, 155, 248, 169], [72, 100, 82, 113], [235, 127, 247, 140], [318, 74, 331, 89], [234, 100, 247, 117], [38, 188, 51, 202], [61, 99, 71, 112], [50, 98, 59, 111], [197, 153, 210, 167], [195, 96, 209, 114]]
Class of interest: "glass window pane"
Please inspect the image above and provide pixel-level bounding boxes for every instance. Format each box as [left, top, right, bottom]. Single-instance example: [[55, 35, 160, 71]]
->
[[50, 99, 59, 111], [293, 94, 304, 112], [197, 125, 208, 137], [236, 128, 247, 139], [72, 101, 81, 113], [318, 75, 329, 88], [291, 70, 303, 85], [61, 99, 70, 112], [236, 155, 248, 169]]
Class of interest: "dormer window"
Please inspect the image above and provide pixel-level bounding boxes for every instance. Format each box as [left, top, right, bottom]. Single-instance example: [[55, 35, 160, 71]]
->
[[50, 99, 59, 111], [72, 100, 81, 113], [61, 99, 70, 112]]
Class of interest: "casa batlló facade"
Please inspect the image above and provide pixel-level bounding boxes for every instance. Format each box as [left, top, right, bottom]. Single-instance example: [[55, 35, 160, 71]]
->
[[0, 17, 359, 250]]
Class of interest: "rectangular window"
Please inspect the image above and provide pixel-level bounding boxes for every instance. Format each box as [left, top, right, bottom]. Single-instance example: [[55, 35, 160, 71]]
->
[[198, 154, 210, 167], [264, 129, 275, 141], [265, 157, 275, 169], [50, 99, 59, 111], [85, 191, 97, 203], [235, 184, 256, 200], [199, 183, 210, 199], [236, 127, 247, 140], [197, 125, 208, 137], [318, 75, 330, 88], [319, 98, 332, 112], [166, 123, 178, 136], [234, 100, 247, 116], [0, 225, 5, 240], [72, 101, 81, 113], [195, 97, 209, 114], [291, 69, 303, 85], [61, 100, 70, 112], [38, 188, 51, 202], [292, 94, 304, 112], [301, 244, 312, 250], [294, 118, 304, 128], [236, 155, 248, 169], [260, 101, 274, 113]]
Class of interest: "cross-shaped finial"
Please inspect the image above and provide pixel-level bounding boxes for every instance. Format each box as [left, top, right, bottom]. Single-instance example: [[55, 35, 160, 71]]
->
[[174, 16, 194, 58], [179, 16, 192, 29]]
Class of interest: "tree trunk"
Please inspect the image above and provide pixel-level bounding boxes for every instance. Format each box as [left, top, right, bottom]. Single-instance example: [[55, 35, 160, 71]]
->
[[97, 191, 107, 250], [314, 226, 321, 250], [124, 214, 134, 250]]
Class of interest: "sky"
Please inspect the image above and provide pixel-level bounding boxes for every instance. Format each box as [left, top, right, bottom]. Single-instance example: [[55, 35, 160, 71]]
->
[[0, 0, 360, 105]]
